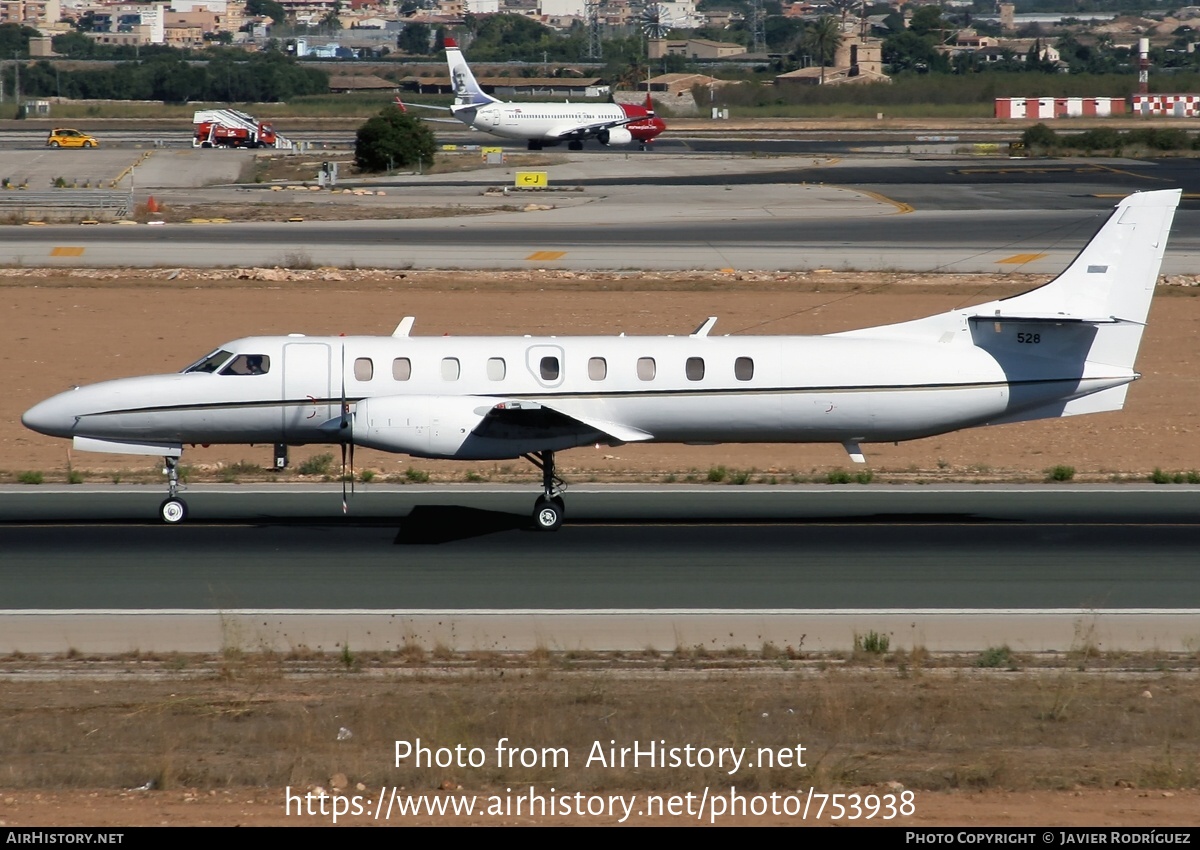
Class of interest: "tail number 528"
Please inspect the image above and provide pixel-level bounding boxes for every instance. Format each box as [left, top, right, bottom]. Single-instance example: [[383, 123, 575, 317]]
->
[[1017, 332, 1041, 344]]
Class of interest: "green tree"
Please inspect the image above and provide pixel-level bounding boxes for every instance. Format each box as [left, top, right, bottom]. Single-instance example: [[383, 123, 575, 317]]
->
[[397, 22, 431, 54], [908, 5, 948, 38], [246, 0, 287, 25], [803, 16, 841, 84], [354, 108, 435, 172]]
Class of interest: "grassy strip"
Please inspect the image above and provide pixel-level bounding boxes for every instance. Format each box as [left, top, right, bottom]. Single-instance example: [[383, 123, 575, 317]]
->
[[0, 652, 1196, 791]]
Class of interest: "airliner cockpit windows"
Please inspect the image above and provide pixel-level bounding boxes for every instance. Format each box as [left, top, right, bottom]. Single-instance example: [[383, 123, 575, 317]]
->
[[183, 349, 233, 373], [219, 354, 270, 375]]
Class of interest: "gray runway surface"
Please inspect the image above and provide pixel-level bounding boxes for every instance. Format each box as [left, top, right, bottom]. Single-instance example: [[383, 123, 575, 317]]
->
[[2, 485, 1198, 610], [0, 152, 1197, 273]]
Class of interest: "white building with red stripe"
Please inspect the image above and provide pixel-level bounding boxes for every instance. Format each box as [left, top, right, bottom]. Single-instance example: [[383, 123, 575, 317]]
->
[[994, 97, 1126, 118], [1131, 95, 1200, 117]]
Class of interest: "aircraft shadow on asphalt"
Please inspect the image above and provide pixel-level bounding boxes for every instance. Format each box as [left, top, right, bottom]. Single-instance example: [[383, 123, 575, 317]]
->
[[392, 505, 535, 544]]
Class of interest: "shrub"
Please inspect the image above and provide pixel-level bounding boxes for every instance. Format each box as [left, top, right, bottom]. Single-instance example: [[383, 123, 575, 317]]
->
[[1046, 465, 1075, 482], [298, 453, 334, 476], [826, 469, 852, 484], [854, 630, 890, 655], [404, 467, 430, 483], [706, 465, 728, 482], [17, 471, 43, 485], [976, 645, 1015, 668], [1022, 122, 1057, 149]]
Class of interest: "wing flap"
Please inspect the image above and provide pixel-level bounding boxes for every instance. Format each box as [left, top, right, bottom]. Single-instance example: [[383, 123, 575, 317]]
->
[[482, 399, 653, 443]]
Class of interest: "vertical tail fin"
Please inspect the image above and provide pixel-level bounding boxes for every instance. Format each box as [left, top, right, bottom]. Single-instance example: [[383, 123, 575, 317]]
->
[[998, 188, 1180, 328], [444, 37, 497, 107]]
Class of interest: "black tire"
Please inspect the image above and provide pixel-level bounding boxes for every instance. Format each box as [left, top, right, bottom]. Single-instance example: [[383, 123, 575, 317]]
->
[[532, 497, 563, 532], [160, 497, 188, 524]]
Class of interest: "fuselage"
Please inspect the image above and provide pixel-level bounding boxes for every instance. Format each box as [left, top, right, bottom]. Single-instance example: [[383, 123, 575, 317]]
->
[[457, 102, 665, 144], [22, 331, 1130, 461]]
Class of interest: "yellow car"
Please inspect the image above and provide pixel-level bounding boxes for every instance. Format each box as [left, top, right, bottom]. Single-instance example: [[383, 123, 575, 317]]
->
[[46, 129, 99, 149]]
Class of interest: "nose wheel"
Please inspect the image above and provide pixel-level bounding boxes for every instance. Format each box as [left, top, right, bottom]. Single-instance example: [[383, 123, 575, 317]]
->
[[524, 450, 566, 532], [160, 455, 188, 524], [160, 497, 188, 524]]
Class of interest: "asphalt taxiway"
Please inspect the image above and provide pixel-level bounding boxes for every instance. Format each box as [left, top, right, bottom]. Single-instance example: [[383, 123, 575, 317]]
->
[[1, 486, 1197, 653]]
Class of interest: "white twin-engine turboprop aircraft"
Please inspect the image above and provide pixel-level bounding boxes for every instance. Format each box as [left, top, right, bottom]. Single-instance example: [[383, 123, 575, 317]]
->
[[22, 189, 1180, 530]]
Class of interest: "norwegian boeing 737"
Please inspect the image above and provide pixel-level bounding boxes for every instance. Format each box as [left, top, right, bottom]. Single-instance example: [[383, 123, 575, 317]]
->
[[22, 190, 1179, 529], [401, 38, 666, 150]]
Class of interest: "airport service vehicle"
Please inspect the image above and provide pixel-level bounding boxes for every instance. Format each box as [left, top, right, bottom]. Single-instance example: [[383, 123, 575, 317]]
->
[[22, 190, 1179, 530], [192, 108, 291, 149], [46, 129, 98, 149], [400, 38, 666, 151]]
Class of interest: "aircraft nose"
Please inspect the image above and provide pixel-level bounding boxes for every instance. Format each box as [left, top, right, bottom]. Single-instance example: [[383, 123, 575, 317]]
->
[[22, 391, 79, 438]]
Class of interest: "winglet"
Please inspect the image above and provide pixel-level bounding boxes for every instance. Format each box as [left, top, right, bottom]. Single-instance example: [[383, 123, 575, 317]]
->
[[392, 316, 415, 337], [690, 317, 718, 337]]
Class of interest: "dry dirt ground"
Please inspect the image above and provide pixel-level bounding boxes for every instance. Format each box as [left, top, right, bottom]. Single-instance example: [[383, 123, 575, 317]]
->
[[3, 268, 1199, 828], [5, 267, 1200, 484], [0, 656, 1197, 827]]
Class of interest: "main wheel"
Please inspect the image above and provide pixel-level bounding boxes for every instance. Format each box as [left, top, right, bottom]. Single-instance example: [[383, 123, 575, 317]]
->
[[532, 497, 563, 532], [160, 497, 188, 524]]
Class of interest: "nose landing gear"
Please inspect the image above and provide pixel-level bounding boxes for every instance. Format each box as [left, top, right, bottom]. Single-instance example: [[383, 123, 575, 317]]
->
[[524, 450, 565, 531]]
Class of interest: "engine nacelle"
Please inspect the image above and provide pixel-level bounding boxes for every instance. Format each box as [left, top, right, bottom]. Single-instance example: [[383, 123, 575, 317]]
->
[[598, 127, 633, 146], [352, 394, 489, 458]]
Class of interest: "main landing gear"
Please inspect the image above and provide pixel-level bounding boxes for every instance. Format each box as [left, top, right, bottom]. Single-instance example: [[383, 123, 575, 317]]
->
[[159, 455, 187, 524], [524, 450, 565, 532]]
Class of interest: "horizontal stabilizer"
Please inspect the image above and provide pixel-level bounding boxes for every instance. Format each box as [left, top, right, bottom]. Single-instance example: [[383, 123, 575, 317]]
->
[[968, 313, 1120, 325]]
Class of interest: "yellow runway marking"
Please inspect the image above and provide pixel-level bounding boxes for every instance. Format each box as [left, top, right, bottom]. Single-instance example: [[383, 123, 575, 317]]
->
[[856, 188, 913, 214], [1092, 163, 1170, 182], [50, 246, 84, 257], [1094, 192, 1200, 199], [997, 253, 1047, 265], [526, 251, 566, 261]]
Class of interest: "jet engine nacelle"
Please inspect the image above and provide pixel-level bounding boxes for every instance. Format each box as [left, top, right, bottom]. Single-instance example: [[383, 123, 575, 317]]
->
[[352, 394, 488, 458], [598, 127, 633, 146]]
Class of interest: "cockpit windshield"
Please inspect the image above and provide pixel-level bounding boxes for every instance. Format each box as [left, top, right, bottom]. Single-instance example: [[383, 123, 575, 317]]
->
[[183, 349, 234, 374], [220, 354, 270, 375]]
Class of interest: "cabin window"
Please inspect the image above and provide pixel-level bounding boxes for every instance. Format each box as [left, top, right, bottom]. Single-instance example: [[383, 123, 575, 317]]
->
[[637, 357, 656, 381], [392, 358, 411, 381], [219, 354, 270, 376], [487, 357, 506, 381], [686, 357, 705, 381], [184, 349, 233, 373], [735, 357, 754, 381], [442, 357, 460, 381], [354, 357, 373, 381], [540, 356, 560, 381], [588, 357, 607, 380]]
